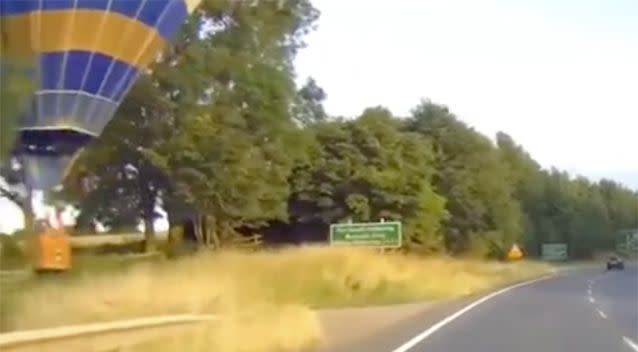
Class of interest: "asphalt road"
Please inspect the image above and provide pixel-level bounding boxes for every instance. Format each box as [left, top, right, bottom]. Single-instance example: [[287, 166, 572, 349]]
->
[[340, 265, 638, 352]]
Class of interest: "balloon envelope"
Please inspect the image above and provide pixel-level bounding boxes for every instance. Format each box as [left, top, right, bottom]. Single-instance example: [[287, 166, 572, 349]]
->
[[22, 154, 81, 191], [0, 0, 201, 190]]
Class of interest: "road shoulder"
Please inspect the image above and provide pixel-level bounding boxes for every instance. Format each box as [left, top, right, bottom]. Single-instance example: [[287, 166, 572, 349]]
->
[[315, 272, 560, 352], [315, 301, 436, 352]]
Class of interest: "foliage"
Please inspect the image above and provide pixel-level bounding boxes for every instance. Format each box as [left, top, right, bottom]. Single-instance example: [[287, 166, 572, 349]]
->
[[0, 234, 27, 270], [37, 0, 637, 259], [138, 0, 320, 247], [496, 133, 637, 258], [0, 60, 35, 161], [294, 77, 327, 125], [289, 107, 447, 251], [405, 101, 522, 256]]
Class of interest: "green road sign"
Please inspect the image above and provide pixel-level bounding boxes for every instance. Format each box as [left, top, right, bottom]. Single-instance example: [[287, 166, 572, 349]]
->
[[329, 221, 402, 248], [617, 229, 638, 252], [542, 243, 568, 261], [617, 242, 628, 251]]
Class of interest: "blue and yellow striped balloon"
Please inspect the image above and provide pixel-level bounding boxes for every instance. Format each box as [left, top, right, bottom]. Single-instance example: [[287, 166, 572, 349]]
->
[[0, 0, 201, 190]]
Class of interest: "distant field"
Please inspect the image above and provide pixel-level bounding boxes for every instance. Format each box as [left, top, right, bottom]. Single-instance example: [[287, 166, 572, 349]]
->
[[0, 246, 553, 352], [70, 233, 145, 248], [1, 232, 167, 251], [1, 232, 169, 271]]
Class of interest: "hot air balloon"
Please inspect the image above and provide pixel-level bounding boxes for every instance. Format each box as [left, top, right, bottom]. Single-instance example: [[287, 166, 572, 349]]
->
[[0, 0, 202, 192]]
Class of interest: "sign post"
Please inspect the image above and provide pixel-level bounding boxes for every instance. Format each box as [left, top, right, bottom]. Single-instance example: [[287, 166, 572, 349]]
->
[[541, 243, 568, 261], [329, 221, 402, 248], [629, 230, 638, 252]]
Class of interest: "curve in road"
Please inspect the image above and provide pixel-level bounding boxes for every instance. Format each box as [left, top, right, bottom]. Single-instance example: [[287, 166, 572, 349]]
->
[[390, 265, 638, 352]]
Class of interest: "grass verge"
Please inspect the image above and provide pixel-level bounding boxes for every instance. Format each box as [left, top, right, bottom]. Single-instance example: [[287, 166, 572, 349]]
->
[[0, 246, 553, 351]]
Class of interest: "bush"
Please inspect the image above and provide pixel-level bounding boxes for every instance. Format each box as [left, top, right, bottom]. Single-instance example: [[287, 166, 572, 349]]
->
[[73, 241, 146, 256], [0, 234, 27, 270]]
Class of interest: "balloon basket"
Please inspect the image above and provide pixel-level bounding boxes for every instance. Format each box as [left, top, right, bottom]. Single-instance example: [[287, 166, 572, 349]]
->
[[30, 226, 72, 273]]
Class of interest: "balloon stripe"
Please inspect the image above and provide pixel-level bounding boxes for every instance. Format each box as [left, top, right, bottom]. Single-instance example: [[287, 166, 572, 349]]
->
[[1, 0, 202, 191], [83, 0, 148, 131], [104, 0, 180, 124], [22, 92, 118, 136], [184, 0, 202, 13], [54, 1, 78, 120], [0, 1, 37, 59], [71, 2, 113, 122], [1, 10, 166, 69], [38, 51, 138, 101], [0, 0, 38, 17], [0, 0, 188, 40]]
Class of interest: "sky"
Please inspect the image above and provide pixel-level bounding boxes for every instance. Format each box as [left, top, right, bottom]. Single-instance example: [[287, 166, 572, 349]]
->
[[1, 0, 637, 234], [294, 0, 638, 188]]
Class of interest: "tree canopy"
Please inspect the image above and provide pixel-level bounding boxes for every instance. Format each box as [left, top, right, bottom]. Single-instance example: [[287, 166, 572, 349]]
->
[[2, 0, 636, 259]]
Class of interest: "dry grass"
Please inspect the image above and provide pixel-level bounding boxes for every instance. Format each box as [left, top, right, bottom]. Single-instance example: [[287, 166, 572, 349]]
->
[[69, 233, 144, 248], [134, 305, 322, 352], [0, 245, 553, 351], [69, 232, 168, 248]]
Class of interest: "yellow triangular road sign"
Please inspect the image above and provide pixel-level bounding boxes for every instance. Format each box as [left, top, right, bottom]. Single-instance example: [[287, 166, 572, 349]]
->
[[507, 243, 523, 260]]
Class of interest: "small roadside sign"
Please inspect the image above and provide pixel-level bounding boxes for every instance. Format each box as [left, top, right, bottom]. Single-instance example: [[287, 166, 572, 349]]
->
[[507, 244, 523, 260], [542, 243, 568, 261], [617, 229, 638, 253], [329, 221, 402, 248]]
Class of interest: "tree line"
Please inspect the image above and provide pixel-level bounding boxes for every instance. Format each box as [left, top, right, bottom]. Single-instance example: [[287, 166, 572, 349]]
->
[[3, 0, 637, 259]]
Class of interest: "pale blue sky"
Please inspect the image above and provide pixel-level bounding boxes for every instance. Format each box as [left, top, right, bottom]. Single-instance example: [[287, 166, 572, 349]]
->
[[294, 0, 638, 189]]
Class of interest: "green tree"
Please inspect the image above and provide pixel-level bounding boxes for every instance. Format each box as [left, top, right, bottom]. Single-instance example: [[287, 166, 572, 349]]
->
[[406, 101, 521, 256], [496, 132, 545, 255], [289, 107, 447, 251], [49, 0, 638, 258], [0, 43, 37, 231], [60, 74, 175, 250], [496, 130, 637, 259], [294, 77, 327, 125], [140, 0, 320, 247]]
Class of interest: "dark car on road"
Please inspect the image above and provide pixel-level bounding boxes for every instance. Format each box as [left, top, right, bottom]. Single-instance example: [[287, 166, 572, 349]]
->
[[606, 256, 624, 271]]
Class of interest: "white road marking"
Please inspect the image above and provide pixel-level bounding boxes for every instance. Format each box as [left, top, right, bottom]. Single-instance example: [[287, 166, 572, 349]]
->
[[596, 309, 607, 319], [587, 288, 592, 295], [390, 275, 555, 352], [588, 296, 595, 303], [623, 336, 638, 352]]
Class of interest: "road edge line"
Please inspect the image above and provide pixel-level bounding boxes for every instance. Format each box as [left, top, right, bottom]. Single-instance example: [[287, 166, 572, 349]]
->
[[0, 314, 219, 347], [624, 337, 638, 352], [390, 274, 555, 352]]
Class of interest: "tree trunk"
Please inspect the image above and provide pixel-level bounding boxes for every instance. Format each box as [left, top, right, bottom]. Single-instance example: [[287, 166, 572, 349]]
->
[[143, 214, 156, 253], [166, 210, 181, 249], [23, 203, 35, 235], [140, 187, 156, 253], [0, 185, 34, 233], [194, 213, 204, 246], [206, 215, 221, 249]]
